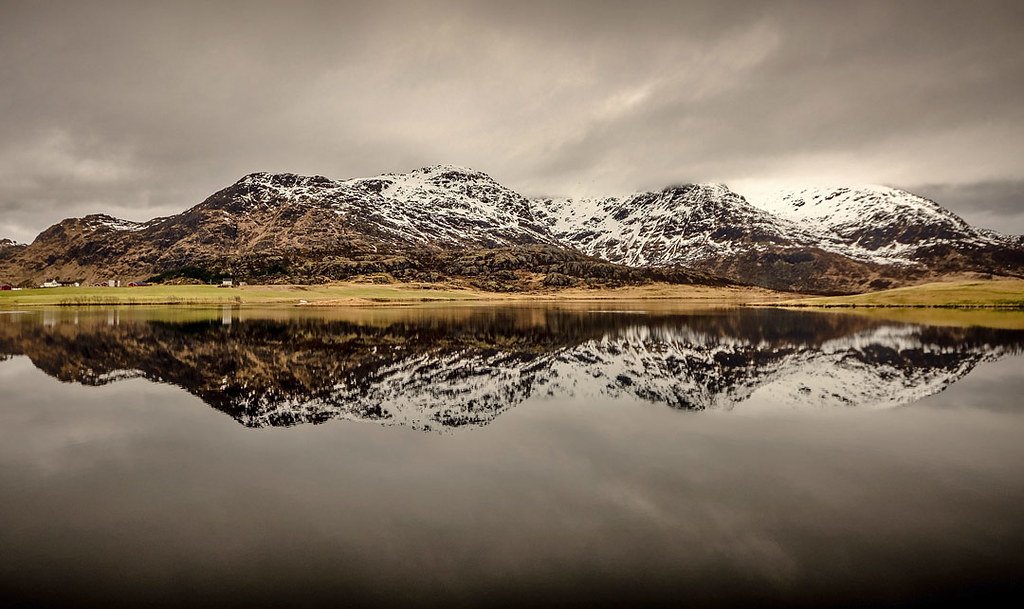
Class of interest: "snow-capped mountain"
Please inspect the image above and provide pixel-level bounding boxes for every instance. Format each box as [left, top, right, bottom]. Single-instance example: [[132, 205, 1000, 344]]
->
[[744, 185, 1018, 264], [184, 164, 555, 251], [530, 184, 820, 267], [1, 165, 1020, 293], [0, 165, 718, 289], [6, 165, 556, 286], [530, 182, 1023, 292], [2, 309, 1020, 430], [343, 164, 555, 247]]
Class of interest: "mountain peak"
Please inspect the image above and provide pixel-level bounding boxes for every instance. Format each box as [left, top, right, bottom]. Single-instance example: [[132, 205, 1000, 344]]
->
[[660, 182, 734, 199], [410, 163, 489, 178], [237, 165, 493, 186], [235, 171, 334, 189], [743, 184, 974, 235], [75, 214, 144, 232]]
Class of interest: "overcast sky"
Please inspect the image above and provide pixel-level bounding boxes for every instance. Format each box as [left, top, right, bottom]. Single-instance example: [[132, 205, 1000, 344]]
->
[[1, 0, 1022, 242]]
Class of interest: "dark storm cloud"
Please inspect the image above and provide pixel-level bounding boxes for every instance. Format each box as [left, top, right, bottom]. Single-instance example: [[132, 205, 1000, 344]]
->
[[1, 0, 1022, 242]]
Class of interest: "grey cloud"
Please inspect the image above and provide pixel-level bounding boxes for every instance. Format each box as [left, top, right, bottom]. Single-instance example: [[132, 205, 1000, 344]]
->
[[911, 180, 1024, 236], [1, 0, 1022, 242]]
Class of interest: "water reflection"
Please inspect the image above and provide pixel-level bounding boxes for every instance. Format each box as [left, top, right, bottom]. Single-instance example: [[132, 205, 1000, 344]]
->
[[2, 306, 1024, 609], [2, 306, 1021, 430]]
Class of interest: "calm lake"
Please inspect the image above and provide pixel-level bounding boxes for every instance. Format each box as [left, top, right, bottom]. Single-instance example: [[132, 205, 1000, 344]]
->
[[1, 305, 1022, 608]]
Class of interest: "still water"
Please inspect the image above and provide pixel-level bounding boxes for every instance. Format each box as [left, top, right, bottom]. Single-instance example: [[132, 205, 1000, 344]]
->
[[0, 305, 1022, 608]]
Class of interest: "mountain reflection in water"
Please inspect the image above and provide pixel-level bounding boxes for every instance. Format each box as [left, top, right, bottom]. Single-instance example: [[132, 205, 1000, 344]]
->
[[1, 306, 1021, 430]]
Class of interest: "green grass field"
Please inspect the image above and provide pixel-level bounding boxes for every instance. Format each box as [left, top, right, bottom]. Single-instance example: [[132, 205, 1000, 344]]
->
[[5, 278, 1023, 309], [783, 279, 1024, 308], [0, 281, 786, 307], [0, 283, 482, 307]]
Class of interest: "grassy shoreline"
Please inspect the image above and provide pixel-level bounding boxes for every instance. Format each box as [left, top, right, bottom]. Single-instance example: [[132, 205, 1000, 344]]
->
[[0, 282, 785, 308], [776, 279, 1024, 309], [2, 278, 1023, 310]]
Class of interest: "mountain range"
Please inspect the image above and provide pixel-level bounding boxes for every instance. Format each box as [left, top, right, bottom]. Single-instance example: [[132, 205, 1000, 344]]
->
[[1, 164, 1021, 293]]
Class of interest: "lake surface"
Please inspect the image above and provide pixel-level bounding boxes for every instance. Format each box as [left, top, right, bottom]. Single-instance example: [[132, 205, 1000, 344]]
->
[[1, 305, 1023, 608]]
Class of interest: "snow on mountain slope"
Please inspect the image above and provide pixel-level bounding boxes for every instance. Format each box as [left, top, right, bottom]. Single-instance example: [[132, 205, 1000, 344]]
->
[[345, 164, 552, 245], [743, 185, 1013, 264], [530, 181, 1023, 289], [83, 215, 148, 233], [204, 164, 555, 249], [530, 184, 819, 267], [352, 164, 556, 247], [7, 164, 1022, 291]]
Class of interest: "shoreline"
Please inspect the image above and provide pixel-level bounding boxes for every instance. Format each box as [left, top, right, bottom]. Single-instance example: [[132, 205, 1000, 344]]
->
[[1, 278, 1023, 310], [0, 282, 788, 308], [771, 278, 1024, 310]]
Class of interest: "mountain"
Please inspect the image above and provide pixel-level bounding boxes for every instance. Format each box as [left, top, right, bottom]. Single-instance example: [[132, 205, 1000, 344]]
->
[[531, 183, 1024, 293], [530, 184, 882, 293], [1, 165, 1021, 293], [0, 238, 25, 254], [745, 185, 1024, 267], [0, 238, 25, 273], [0, 165, 723, 290], [2, 308, 1020, 430], [531, 184, 807, 266], [154, 164, 556, 257]]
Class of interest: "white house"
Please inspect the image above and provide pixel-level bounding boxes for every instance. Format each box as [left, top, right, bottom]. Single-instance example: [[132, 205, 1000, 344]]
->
[[40, 280, 60, 288]]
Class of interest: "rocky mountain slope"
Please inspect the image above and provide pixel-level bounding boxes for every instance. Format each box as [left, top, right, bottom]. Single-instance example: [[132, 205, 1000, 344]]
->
[[1, 165, 1021, 293], [531, 183, 1024, 293], [0, 238, 22, 248], [1, 308, 1020, 430], [0, 238, 24, 253], [0, 165, 722, 290], [0, 239, 25, 277], [747, 184, 1024, 265]]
